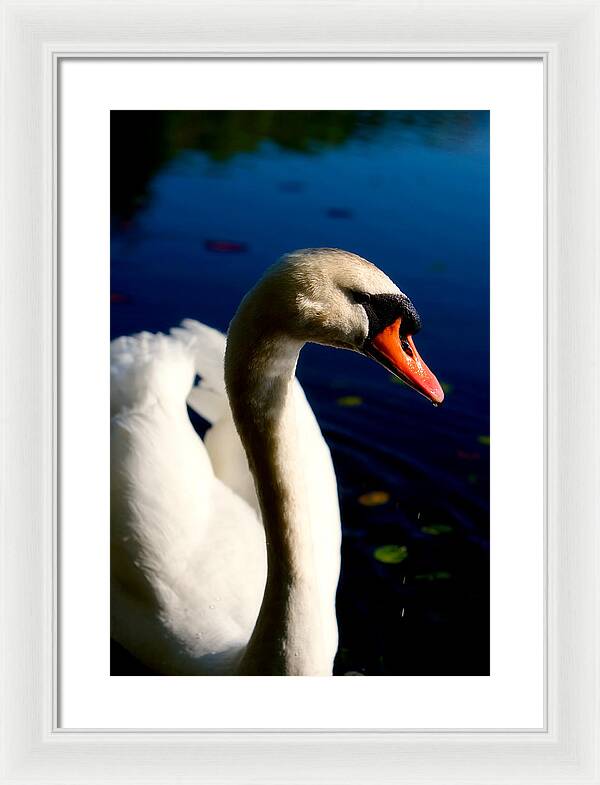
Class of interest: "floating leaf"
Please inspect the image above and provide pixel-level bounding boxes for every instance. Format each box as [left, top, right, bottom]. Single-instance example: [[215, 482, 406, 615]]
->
[[359, 491, 390, 507], [279, 180, 304, 193], [327, 207, 353, 219], [204, 239, 248, 253], [440, 381, 454, 395], [373, 544, 408, 564], [477, 435, 491, 446], [330, 378, 353, 389], [415, 570, 451, 581], [337, 395, 363, 407], [110, 292, 130, 304], [457, 450, 480, 461], [421, 524, 453, 536], [429, 261, 447, 273]]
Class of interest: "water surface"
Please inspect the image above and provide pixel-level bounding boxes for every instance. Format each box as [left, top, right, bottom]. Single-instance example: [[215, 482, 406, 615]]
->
[[111, 111, 490, 675]]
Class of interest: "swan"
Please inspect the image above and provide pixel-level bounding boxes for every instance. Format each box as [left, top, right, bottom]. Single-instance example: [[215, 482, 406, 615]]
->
[[110, 248, 444, 675]]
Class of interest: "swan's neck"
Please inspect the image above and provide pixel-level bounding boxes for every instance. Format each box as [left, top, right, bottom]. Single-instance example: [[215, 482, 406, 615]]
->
[[225, 319, 329, 675]]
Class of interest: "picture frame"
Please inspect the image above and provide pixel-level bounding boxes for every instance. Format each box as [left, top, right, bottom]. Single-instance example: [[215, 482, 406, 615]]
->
[[1, 0, 598, 782]]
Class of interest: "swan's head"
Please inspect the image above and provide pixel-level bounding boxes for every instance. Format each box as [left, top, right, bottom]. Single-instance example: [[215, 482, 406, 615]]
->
[[232, 248, 444, 405]]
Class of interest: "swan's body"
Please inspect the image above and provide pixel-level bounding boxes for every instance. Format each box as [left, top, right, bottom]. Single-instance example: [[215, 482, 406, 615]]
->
[[111, 249, 443, 675]]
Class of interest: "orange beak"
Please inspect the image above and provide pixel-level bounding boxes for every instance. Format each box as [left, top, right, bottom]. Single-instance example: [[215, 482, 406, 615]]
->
[[367, 317, 444, 405]]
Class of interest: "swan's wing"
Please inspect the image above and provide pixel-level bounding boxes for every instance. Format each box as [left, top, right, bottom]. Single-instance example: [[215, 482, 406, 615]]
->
[[171, 319, 228, 424], [111, 331, 197, 418], [172, 320, 261, 514], [110, 328, 266, 674], [112, 473, 267, 676], [111, 329, 215, 587]]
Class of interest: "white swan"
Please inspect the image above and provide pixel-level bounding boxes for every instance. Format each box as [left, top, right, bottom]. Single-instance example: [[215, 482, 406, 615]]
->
[[110, 248, 444, 675]]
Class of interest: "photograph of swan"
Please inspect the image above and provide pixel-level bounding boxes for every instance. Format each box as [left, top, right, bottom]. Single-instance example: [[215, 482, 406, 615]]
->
[[110, 110, 490, 676]]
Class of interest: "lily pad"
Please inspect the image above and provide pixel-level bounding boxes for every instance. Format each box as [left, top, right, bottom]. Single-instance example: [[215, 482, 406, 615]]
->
[[415, 570, 451, 581], [457, 450, 480, 461], [429, 261, 447, 273], [327, 207, 353, 219], [279, 180, 304, 193], [373, 544, 408, 564], [358, 491, 390, 507], [110, 291, 130, 304], [337, 395, 363, 407], [204, 239, 248, 253], [421, 523, 453, 535]]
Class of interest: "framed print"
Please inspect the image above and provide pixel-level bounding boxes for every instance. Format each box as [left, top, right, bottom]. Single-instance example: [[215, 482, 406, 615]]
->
[[59, 58, 543, 731], [2, 1, 600, 783]]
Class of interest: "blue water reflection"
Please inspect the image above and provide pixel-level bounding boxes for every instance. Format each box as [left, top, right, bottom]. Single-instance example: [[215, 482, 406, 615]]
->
[[111, 111, 489, 675]]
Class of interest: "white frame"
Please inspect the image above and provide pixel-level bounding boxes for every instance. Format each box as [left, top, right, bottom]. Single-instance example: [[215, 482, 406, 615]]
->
[[1, 1, 598, 783]]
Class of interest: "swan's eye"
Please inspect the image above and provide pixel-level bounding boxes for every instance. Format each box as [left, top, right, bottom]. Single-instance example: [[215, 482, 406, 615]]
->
[[349, 290, 371, 305], [400, 337, 413, 357]]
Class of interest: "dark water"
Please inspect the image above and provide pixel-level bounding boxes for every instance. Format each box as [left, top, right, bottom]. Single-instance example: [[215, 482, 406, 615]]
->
[[111, 111, 490, 675]]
